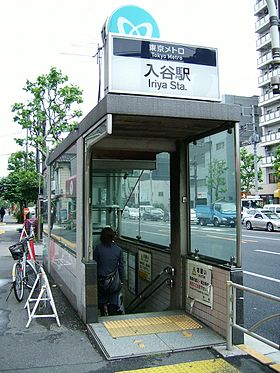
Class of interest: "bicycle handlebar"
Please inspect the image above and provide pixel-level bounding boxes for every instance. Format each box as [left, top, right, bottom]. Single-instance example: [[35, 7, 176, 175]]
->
[[21, 235, 34, 243], [13, 235, 34, 248]]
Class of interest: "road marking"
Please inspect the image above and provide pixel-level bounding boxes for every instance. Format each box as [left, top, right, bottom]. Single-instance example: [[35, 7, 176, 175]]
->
[[242, 233, 280, 241], [206, 234, 254, 243], [0, 279, 10, 287], [206, 234, 236, 241], [140, 230, 168, 237], [255, 249, 280, 256], [243, 271, 280, 283]]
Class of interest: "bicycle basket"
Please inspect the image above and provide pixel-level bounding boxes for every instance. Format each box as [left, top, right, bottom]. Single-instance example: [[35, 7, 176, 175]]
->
[[8, 243, 24, 260]]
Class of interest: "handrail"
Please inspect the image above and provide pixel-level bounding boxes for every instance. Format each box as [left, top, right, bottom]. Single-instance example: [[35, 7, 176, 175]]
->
[[125, 265, 175, 313], [226, 280, 280, 351]]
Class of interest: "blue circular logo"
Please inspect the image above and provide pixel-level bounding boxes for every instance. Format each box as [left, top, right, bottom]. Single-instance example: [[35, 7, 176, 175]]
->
[[108, 5, 160, 38]]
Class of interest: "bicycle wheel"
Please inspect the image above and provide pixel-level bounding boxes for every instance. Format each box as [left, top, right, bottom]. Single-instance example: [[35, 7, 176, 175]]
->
[[13, 262, 24, 302], [25, 261, 38, 289]]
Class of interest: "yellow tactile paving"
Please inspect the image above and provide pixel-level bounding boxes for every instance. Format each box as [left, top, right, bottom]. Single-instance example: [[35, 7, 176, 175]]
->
[[116, 358, 240, 372], [103, 314, 202, 338], [270, 364, 280, 373], [237, 344, 274, 365]]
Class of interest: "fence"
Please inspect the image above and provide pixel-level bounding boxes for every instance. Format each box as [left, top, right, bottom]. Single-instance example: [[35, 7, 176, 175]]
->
[[226, 280, 280, 351]]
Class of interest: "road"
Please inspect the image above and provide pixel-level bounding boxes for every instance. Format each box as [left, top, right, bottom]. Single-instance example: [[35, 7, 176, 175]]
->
[[241, 227, 280, 346]]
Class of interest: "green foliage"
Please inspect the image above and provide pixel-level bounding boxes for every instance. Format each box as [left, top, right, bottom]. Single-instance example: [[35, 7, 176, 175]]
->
[[7, 150, 36, 172], [272, 145, 280, 181], [0, 152, 41, 221], [0, 171, 39, 207], [11, 66, 83, 158], [240, 147, 263, 194], [206, 159, 228, 201], [0, 197, 8, 208]]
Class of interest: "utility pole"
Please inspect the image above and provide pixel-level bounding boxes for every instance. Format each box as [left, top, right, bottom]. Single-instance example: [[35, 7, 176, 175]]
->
[[251, 105, 259, 195], [25, 128, 28, 171]]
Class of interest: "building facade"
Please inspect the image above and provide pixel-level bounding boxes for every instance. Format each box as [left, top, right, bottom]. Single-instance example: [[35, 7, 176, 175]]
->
[[254, 0, 280, 202]]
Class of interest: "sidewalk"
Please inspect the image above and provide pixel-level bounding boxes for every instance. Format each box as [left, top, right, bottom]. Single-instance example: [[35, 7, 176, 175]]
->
[[0, 217, 279, 372]]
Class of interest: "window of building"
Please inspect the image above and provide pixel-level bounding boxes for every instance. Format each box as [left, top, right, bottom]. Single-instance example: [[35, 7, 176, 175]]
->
[[242, 107, 252, 116], [50, 143, 77, 254], [216, 142, 225, 151], [269, 173, 278, 184]]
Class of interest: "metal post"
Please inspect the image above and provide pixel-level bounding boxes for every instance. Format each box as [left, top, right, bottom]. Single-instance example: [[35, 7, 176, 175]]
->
[[194, 160, 197, 208], [226, 281, 233, 350]]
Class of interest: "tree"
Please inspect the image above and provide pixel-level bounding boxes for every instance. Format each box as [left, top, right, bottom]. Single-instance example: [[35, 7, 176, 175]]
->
[[240, 147, 263, 194], [206, 159, 228, 201], [7, 150, 36, 172], [272, 145, 280, 181], [11, 67, 83, 165], [0, 151, 40, 222]]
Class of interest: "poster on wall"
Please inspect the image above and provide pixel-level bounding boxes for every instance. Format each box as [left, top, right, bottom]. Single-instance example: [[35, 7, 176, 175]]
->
[[138, 250, 151, 281], [187, 260, 213, 308]]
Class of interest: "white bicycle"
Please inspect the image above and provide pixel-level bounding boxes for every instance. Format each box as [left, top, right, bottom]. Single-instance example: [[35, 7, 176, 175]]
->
[[9, 236, 38, 302]]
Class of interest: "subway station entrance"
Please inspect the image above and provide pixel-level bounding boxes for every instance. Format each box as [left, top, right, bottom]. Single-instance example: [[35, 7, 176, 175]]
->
[[45, 93, 242, 358]]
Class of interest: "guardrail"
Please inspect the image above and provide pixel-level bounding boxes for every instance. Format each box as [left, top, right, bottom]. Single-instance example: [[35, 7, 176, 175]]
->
[[226, 280, 280, 351], [125, 265, 175, 313]]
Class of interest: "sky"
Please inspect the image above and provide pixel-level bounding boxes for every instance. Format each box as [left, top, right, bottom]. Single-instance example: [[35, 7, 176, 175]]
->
[[0, 0, 259, 177]]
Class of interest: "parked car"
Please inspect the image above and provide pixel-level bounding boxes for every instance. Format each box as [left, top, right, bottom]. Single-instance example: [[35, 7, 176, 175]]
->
[[241, 208, 260, 225], [122, 206, 130, 219], [139, 205, 153, 217], [263, 204, 280, 218], [244, 210, 280, 232], [163, 211, 170, 222], [128, 208, 140, 220], [190, 208, 198, 224], [143, 208, 164, 221], [122, 207, 140, 220]]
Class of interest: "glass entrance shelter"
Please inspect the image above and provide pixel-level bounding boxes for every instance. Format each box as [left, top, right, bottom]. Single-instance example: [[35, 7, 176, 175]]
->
[[44, 92, 242, 341]]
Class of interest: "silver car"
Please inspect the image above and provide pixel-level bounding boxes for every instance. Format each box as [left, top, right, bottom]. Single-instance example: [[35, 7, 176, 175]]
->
[[244, 210, 280, 232]]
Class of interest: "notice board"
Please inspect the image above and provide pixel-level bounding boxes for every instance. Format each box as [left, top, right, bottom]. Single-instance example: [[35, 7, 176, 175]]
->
[[187, 260, 213, 308]]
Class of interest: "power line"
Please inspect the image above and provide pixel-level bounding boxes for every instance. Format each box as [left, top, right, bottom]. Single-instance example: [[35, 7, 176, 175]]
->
[[60, 52, 94, 58]]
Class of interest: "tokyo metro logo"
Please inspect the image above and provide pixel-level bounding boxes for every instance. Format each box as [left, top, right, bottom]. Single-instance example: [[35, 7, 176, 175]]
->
[[108, 5, 160, 38]]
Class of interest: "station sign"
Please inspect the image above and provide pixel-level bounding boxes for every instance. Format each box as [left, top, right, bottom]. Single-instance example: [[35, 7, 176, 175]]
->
[[107, 35, 220, 101]]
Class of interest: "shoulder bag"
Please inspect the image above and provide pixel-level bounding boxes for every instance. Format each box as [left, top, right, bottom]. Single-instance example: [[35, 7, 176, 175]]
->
[[98, 267, 122, 295]]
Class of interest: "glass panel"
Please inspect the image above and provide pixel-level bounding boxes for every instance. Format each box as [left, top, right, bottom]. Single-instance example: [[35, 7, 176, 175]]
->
[[50, 144, 77, 253], [90, 153, 170, 249], [189, 130, 237, 263]]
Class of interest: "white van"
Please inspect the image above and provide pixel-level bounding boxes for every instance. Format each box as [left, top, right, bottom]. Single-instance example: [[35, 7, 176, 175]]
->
[[263, 204, 280, 217], [139, 205, 153, 217]]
